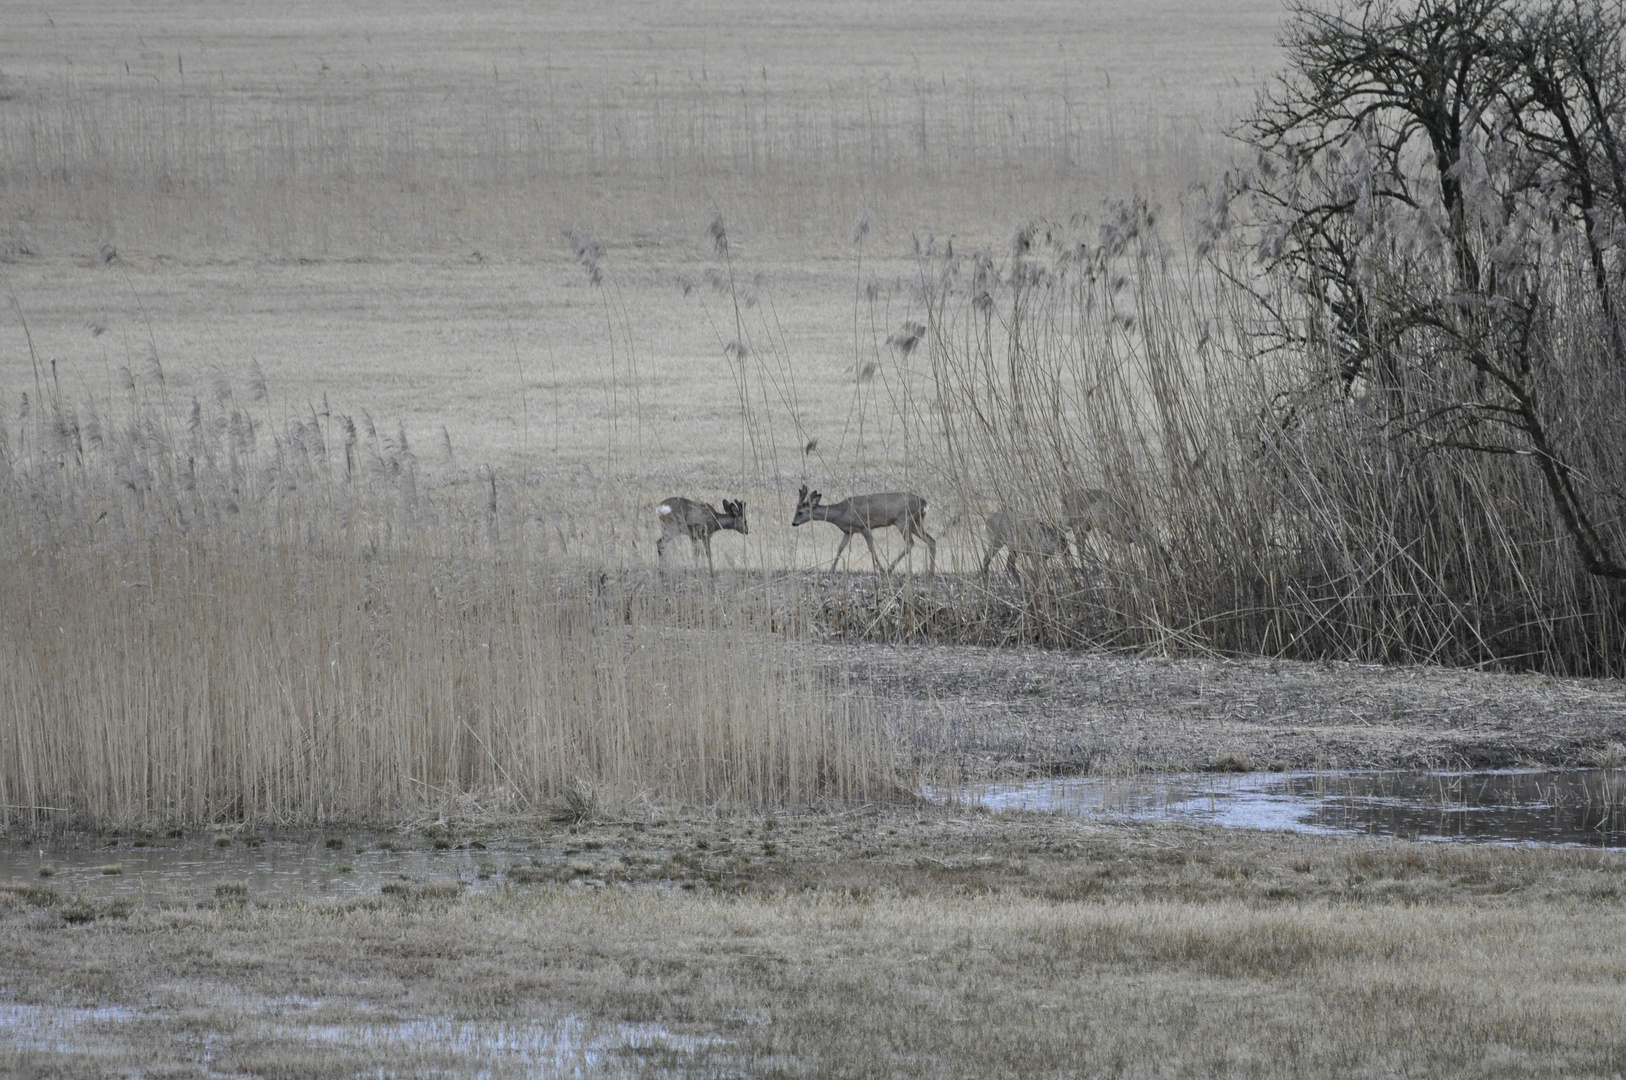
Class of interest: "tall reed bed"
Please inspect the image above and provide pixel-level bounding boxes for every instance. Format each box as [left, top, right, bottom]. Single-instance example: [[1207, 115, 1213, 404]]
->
[[0, 372, 898, 831], [896, 198, 1626, 673]]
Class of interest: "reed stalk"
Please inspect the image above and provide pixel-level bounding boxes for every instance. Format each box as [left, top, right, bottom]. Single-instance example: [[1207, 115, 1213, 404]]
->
[[0, 377, 899, 831]]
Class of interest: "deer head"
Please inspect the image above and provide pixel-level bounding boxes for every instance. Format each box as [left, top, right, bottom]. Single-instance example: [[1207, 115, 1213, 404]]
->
[[791, 485, 822, 526], [722, 499, 749, 534]]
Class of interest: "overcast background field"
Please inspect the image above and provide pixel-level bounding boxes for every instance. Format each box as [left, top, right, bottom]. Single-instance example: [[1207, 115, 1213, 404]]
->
[[0, 1, 1281, 508]]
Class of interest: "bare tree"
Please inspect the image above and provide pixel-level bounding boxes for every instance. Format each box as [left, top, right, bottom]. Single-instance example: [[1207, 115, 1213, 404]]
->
[[1240, 0, 1626, 579]]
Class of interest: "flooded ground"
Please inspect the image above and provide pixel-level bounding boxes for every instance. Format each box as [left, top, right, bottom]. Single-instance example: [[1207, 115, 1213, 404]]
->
[[5, 768, 1623, 909], [3, 770, 1621, 1070], [5, 802, 1625, 1078], [0, 834, 524, 901], [966, 767, 1626, 846], [0, 833, 739, 1074], [0, 998, 722, 1077]]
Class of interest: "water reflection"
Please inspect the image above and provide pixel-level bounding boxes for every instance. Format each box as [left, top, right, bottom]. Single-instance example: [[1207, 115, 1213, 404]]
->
[[0, 999, 720, 1076], [0, 836, 506, 900], [276, 1012, 721, 1072], [0, 1003, 137, 1056], [967, 768, 1626, 846]]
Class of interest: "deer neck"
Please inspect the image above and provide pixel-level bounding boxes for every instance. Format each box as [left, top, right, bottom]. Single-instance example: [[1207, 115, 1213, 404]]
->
[[816, 501, 857, 527]]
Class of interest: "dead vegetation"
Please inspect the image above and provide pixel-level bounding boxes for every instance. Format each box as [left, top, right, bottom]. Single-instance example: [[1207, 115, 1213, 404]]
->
[[3, 812, 1624, 1077], [0, 3, 1249, 261], [819, 642, 1626, 780], [0, 371, 902, 832], [5, 363, 1626, 832], [3, 2, 1626, 1076]]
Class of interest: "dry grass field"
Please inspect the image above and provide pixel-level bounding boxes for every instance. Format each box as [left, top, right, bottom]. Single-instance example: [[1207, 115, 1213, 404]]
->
[[5, 1, 1626, 1076], [0, 0, 1276, 496]]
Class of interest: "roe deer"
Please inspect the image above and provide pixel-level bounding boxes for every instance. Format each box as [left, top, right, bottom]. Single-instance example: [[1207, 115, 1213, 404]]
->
[[656, 497, 748, 576], [1066, 487, 1170, 571], [791, 485, 936, 575], [1066, 488, 1136, 550], [981, 510, 1073, 580]]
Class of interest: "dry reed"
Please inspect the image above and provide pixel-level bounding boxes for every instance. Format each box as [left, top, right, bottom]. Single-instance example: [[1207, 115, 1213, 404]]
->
[[881, 196, 1626, 673], [0, 372, 900, 832]]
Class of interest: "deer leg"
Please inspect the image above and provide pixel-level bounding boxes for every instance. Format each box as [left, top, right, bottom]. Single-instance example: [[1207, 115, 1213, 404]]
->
[[886, 526, 914, 573], [861, 528, 885, 574], [899, 518, 936, 573], [702, 534, 716, 577], [892, 520, 935, 576], [682, 536, 712, 577], [830, 531, 853, 573], [980, 542, 998, 579]]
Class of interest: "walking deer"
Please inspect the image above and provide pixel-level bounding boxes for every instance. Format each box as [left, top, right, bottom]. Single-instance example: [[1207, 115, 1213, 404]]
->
[[656, 497, 748, 576], [791, 485, 936, 575], [981, 510, 1073, 580], [1065, 487, 1138, 551]]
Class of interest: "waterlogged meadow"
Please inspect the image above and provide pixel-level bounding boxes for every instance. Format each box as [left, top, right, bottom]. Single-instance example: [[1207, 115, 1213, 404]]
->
[[4, 0, 1626, 1076], [4, 815, 1626, 1077]]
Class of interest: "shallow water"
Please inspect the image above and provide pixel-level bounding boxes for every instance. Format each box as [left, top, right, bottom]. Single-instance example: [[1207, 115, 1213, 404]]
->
[[0, 835, 518, 900], [966, 768, 1626, 847], [0, 1003, 138, 1057], [0, 839, 724, 1072], [0, 998, 722, 1076]]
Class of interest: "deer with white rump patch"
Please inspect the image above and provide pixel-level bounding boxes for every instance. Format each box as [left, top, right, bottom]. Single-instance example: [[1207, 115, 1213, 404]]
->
[[791, 485, 936, 575], [656, 497, 748, 576]]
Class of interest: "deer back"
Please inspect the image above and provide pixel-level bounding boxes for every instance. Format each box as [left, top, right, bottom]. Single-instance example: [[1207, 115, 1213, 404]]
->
[[1065, 488, 1137, 543], [843, 491, 926, 528], [658, 497, 720, 538], [987, 509, 1066, 555]]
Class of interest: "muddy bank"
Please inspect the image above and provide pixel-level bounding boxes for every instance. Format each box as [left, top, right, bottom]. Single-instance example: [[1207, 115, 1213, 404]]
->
[[822, 644, 1626, 778]]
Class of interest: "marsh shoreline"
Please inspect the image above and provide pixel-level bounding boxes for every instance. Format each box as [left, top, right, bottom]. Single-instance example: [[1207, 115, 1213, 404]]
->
[[819, 642, 1626, 780], [5, 806, 1625, 1077], [5, 649, 1625, 1074]]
